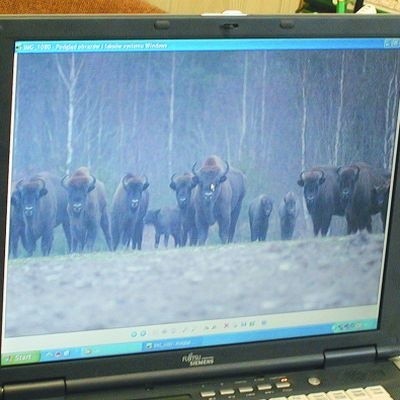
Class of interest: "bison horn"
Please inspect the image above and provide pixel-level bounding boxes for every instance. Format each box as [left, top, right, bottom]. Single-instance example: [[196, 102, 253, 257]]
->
[[222, 160, 230, 177], [170, 173, 177, 185], [353, 165, 360, 180], [316, 169, 325, 181], [191, 162, 200, 177], [88, 175, 97, 192], [61, 175, 70, 189], [16, 179, 24, 190], [36, 177, 46, 190], [122, 174, 131, 190]]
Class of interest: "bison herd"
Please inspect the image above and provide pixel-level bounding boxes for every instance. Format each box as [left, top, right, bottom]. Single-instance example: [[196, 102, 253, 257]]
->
[[9, 157, 390, 258]]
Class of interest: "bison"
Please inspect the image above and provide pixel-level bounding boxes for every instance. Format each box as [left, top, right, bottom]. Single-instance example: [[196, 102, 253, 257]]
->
[[192, 155, 246, 245], [144, 207, 182, 248], [371, 178, 391, 231], [12, 173, 71, 256], [169, 173, 198, 246], [337, 162, 387, 234], [111, 174, 149, 250], [278, 191, 298, 240], [61, 167, 111, 252], [297, 166, 344, 236], [248, 195, 273, 242], [9, 186, 27, 257]]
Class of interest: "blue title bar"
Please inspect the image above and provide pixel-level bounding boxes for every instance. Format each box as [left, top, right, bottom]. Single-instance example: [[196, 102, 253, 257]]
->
[[14, 38, 400, 54]]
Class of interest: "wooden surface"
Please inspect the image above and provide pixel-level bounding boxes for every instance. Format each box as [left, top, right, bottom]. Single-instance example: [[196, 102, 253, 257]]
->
[[0, 0, 165, 14]]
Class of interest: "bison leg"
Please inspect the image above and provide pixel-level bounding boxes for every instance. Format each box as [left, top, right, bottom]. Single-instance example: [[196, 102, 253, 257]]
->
[[229, 201, 242, 243], [381, 211, 387, 231], [259, 222, 268, 241], [197, 223, 209, 245], [134, 221, 144, 250], [41, 230, 54, 256], [320, 214, 332, 237], [100, 211, 112, 250], [250, 223, 257, 242], [164, 233, 169, 248], [62, 220, 72, 253], [86, 223, 97, 252], [155, 232, 161, 248]]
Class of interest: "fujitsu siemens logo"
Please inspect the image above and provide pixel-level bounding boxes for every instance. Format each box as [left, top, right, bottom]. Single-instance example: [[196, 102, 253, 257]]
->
[[182, 352, 215, 367]]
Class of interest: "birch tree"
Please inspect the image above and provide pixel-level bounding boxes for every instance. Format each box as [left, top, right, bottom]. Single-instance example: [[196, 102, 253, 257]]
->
[[55, 54, 84, 174]]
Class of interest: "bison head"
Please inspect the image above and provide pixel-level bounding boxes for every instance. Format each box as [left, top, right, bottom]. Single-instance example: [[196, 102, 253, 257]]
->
[[16, 178, 48, 219], [260, 196, 273, 217], [122, 174, 149, 214], [192, 160, 229, 204], [144, 209, 161, 226], [371, 181, 390, 211], [336, 165, 360, 208], [283, 192, 297, 217], [169, 173, 197, 210], [297, 169, 325, 210], [61, 173, 96, 216]]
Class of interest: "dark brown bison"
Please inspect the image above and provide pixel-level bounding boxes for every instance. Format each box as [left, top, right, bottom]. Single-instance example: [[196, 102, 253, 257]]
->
[[371, 178, 391, 231], [297, 166, 344, 236], [144, 207, 182, 248], [192, 155, 246, 245], [9, 186, 28, 257], [111, 174, 149, 250], [61, 167, 111, 252], [278, 191, 298, 240], [169, 173, 197, 246], [248, 195, 273, 242], [12, 173, 71, 256], [337, 162, 387, 234]]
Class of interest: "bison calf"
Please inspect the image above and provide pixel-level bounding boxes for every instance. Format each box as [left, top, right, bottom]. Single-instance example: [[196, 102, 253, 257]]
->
[[248, 195, 273, 242], [169, 173, 198, 246], [144, 207, 182, 248], [278, 191, 298, 240]]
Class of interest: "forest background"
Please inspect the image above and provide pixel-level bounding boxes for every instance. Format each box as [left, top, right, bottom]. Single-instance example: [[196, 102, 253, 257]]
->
[[10, 47, 400, 252]]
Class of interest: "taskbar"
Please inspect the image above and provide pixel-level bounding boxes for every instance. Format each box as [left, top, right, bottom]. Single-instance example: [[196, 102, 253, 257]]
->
[[1, 318, 377, 366]]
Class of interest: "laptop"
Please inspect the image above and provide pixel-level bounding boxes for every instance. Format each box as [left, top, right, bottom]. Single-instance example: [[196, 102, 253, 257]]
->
[[0, 14, 399, 400]]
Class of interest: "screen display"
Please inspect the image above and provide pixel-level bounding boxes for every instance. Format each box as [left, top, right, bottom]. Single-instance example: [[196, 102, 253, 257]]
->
[[2, 37, 399, 366]]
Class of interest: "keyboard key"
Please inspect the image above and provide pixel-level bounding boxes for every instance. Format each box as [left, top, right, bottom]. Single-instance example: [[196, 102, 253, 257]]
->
[[200, 391, 217, 398], [289, 395, 309, 400], [238, 386, 254, 394], [220, 389, 235, 396], [276, 382, 292, 389], [257, 383, 273, 391], [269, 397, 288, 400], [347, 388, 370, 400], [365, 386, 393, 399], [308, 393, 330, 400], [327, 390, 350, 400]]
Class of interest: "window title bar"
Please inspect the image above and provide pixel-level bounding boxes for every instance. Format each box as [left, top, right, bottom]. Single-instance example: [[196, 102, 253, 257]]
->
[[14, 38, 400, 54]]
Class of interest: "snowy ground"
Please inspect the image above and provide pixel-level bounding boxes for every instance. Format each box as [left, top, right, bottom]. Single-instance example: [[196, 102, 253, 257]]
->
[[5, 232, 384, 337]]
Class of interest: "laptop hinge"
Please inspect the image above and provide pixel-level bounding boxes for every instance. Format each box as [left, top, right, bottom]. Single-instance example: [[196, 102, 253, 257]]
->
[[324, 346, 377, 367], [3, 378, 66, 400]]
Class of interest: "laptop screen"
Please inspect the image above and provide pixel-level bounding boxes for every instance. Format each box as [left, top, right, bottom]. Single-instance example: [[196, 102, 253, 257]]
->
[[2, 36, 399, 366]]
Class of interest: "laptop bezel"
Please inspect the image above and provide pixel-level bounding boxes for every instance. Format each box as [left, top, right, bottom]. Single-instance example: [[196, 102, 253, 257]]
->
[[0, 14, 399, 389]]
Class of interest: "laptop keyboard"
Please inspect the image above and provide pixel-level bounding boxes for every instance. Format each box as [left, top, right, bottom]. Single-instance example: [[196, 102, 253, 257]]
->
[[200, 385, 393, 400]]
